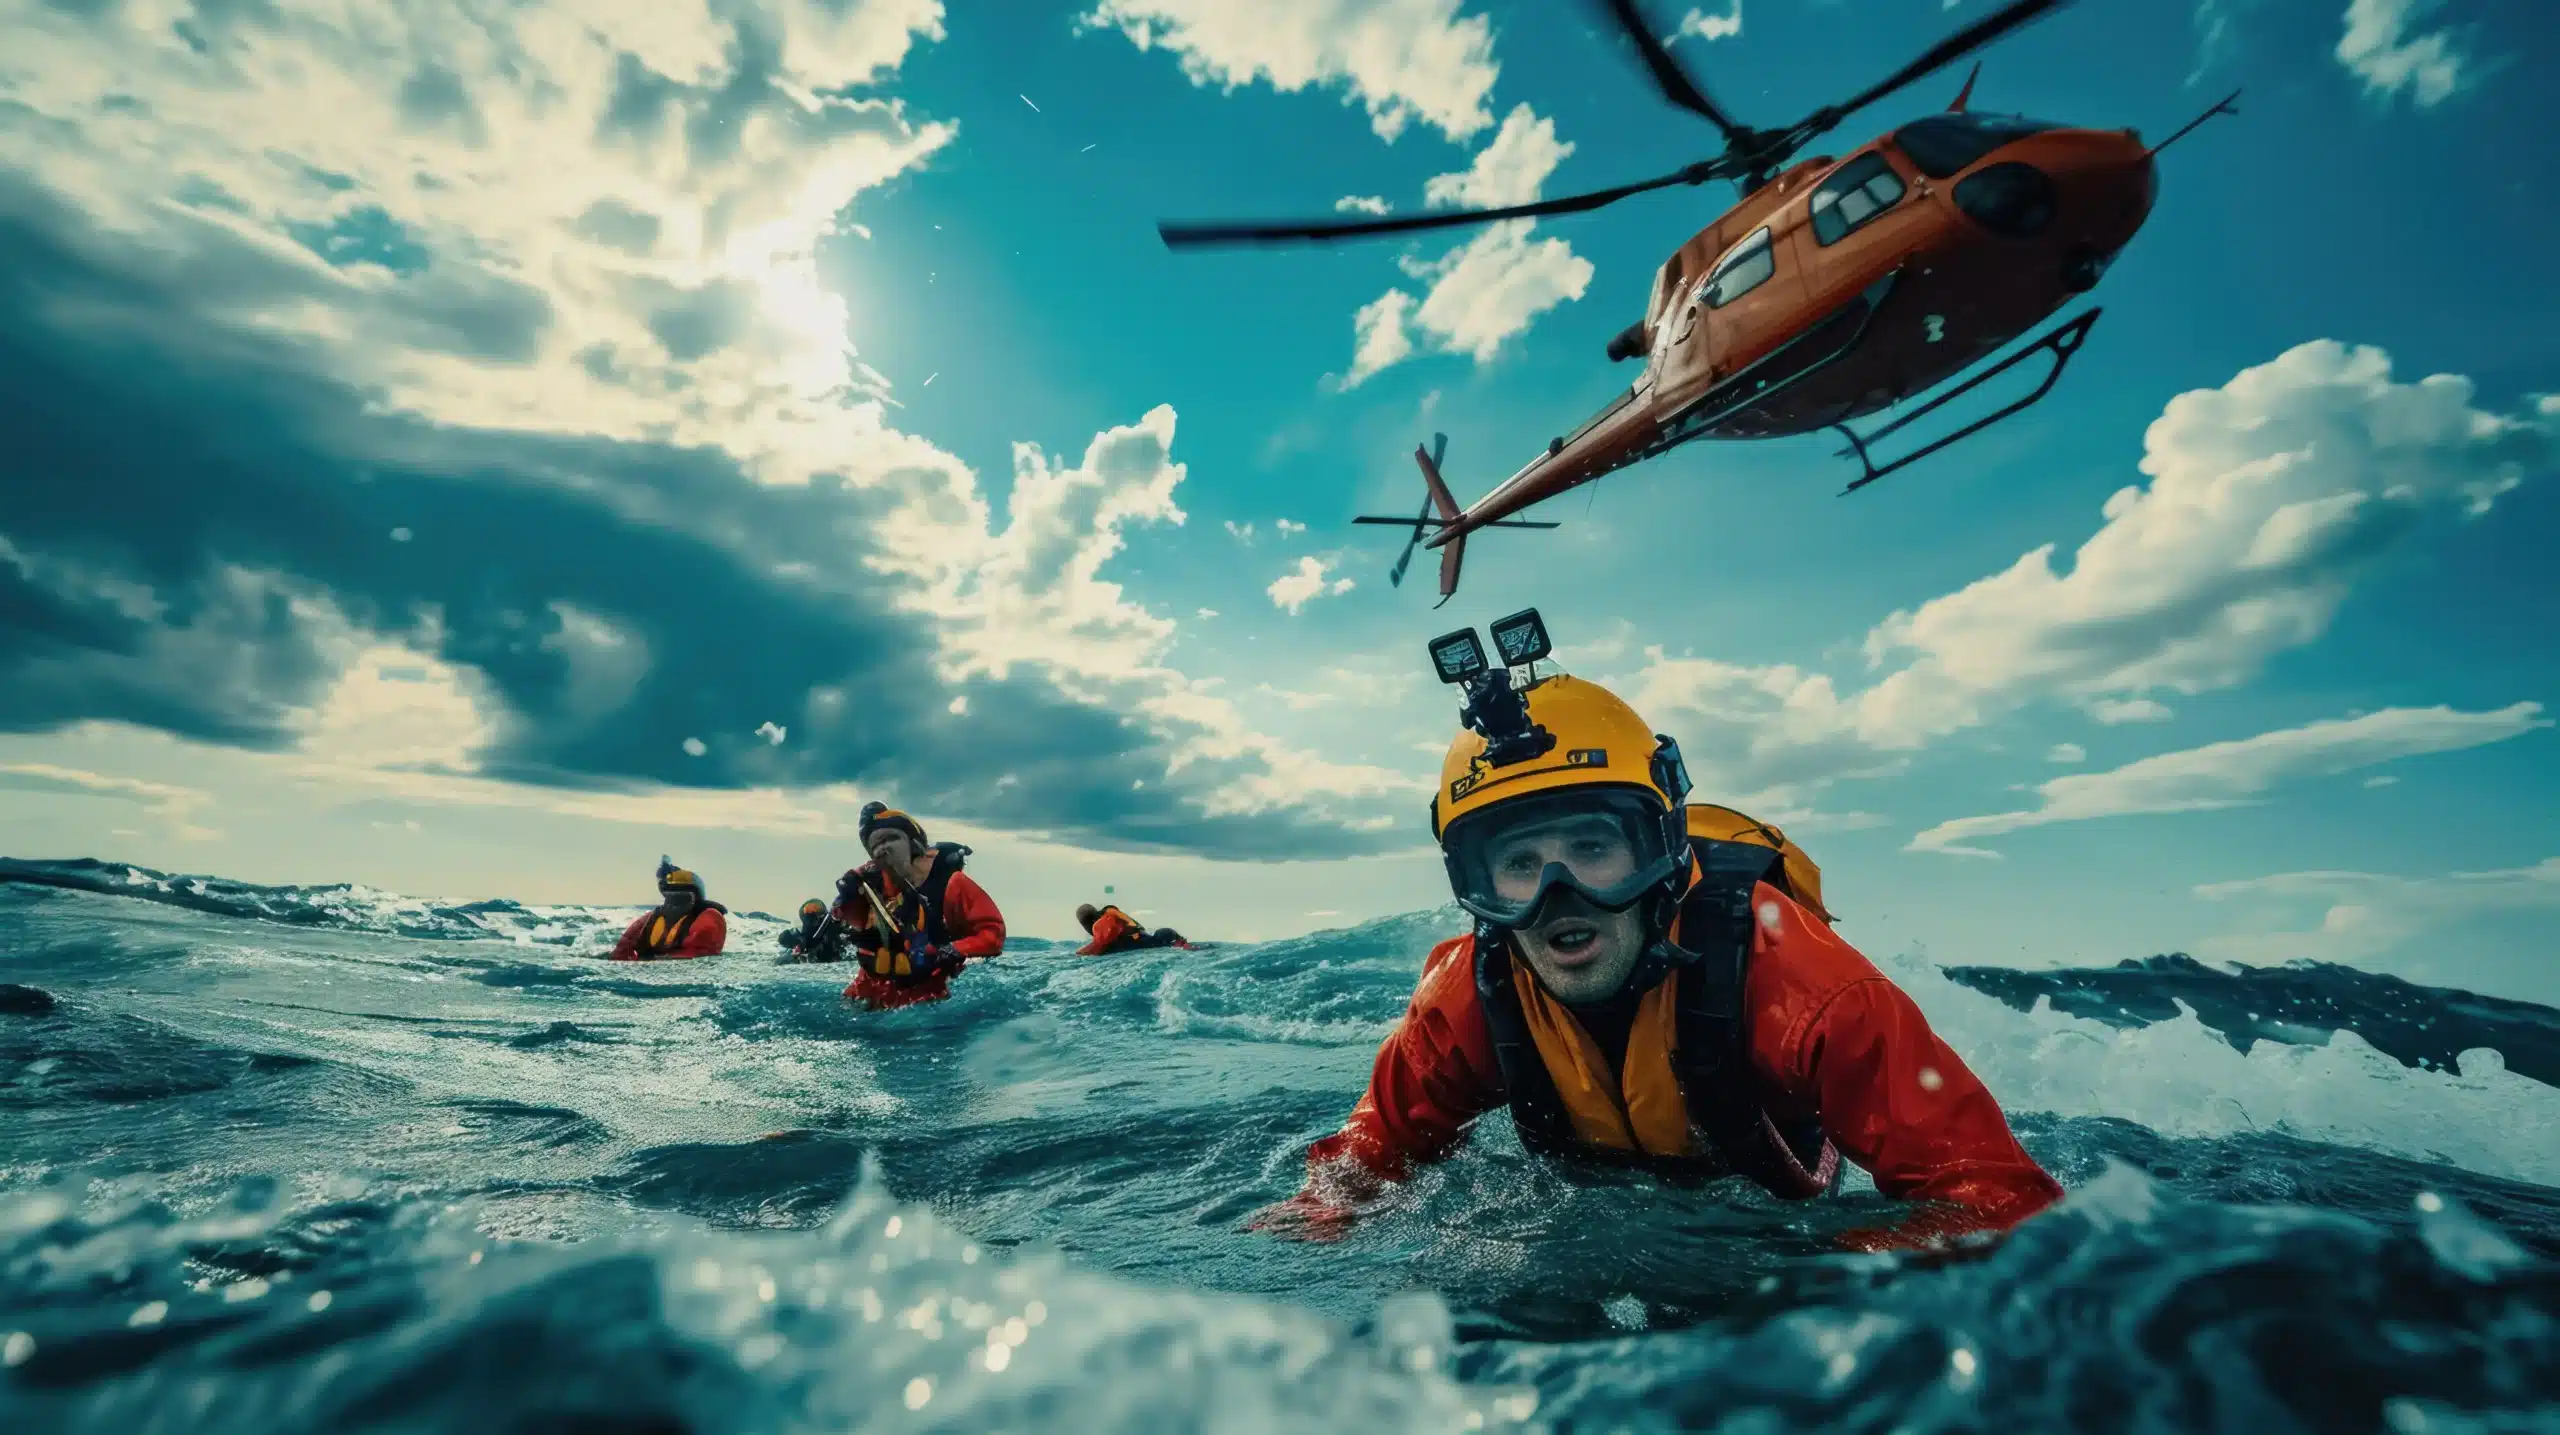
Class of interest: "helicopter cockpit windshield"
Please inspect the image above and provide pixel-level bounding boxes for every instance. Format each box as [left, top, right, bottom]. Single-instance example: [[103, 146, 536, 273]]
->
[[1891, 113, 2062, 179]]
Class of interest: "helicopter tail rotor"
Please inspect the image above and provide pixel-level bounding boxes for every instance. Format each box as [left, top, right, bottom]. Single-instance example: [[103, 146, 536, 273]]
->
[[1354, 435, 1559, 601]]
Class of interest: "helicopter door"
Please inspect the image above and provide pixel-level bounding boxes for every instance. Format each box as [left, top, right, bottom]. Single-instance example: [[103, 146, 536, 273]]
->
[[1798, 149, 1928, 321], [1693, 225, 1808, 395]]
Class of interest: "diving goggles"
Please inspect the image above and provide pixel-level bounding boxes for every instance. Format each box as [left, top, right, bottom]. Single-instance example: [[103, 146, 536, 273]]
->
[[1440, 786, 1688, 929]]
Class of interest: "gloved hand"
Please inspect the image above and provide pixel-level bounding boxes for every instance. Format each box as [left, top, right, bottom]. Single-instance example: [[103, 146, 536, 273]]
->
[[908, 941, 952, 976]]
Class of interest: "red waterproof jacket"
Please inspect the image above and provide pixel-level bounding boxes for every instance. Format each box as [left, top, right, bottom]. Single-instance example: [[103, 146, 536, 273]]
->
[[1274, 885, 2061, 1250], [831, 866, 1007, 962], [1075, 906, 1144, 956], [610, 904, 728, 961]]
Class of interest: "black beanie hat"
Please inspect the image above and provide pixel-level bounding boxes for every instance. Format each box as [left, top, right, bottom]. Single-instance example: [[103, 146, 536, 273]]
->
[[858, 801, 927, 848]]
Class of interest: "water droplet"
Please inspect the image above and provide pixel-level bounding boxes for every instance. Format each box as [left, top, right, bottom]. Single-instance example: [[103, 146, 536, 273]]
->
[[223, 1278, 271, 1303], [1024, 1300, 1047, 1326], [903, 1377, 932, 1410], [884, 1215, 902, 1238], [961, 1245, 979, 1264], [3, 1331, 33, 1367], [985, 1342, 1012, 1372], [307, 1290, 333, 1312], [390, 527, 413, 543], [1949, 1347, 1977, 1385], [756, 1277, 776, 1304], [2416, 1191, 2445, 1214], [1756, 900, 1783, 932], [130, 1301, 169, 1328], [1918, 1066, 1944, 1092], [467, 1250, 483, 1265], [1001, 1317, 1028, 1345]]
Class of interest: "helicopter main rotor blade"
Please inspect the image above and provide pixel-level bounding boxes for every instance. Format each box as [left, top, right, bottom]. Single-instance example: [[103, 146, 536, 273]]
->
[[1158, 164, 1710, 249], [1812, 0, 2070, 136], [1592, 0, 1750, 146]]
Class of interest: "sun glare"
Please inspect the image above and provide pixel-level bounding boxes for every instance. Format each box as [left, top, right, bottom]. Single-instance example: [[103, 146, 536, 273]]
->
[[723, 219, 857, 398]]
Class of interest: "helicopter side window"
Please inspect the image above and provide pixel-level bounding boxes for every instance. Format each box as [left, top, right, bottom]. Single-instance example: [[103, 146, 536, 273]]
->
[[1810, 152, 1908, 246], [1696, 227, 1775, 309]]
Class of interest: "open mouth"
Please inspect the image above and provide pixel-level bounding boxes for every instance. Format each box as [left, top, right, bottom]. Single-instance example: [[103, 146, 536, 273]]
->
[[1540, 921, 1601, 963]]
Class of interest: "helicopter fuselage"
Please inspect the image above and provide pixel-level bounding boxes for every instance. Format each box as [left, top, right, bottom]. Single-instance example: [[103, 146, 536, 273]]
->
[[1430, 112, 2158, 548]]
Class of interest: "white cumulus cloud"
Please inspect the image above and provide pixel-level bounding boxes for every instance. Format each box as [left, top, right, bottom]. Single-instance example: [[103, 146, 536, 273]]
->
[[2337, 0, 2478, 108], [0, 762, 217, 841], [1909, 703, 2550, 856], [2047, 743, 2086, 764], [1267, 556, 1357, 614], [1673, 2, 1744, 44], [1340, 105, 1592, 387], [2194, 857, 2560, 994], [1078, 0, 1500, 143], [1612, 341, 2553, 813], [1335, 194, 1392, 214]]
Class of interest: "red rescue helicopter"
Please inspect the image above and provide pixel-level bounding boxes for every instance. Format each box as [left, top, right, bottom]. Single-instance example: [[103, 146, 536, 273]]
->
[[1157, 0, 2237, 604]]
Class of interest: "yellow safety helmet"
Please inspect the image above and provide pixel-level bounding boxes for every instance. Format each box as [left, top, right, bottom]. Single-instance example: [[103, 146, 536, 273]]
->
[[659, 868, 700, 890], [1429, 673, 1686, 837], [1429, 671, 1695, 929]]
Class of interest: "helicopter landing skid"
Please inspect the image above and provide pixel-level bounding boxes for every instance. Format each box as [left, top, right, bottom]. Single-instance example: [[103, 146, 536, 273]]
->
[[1833, 307, 2102, 495]]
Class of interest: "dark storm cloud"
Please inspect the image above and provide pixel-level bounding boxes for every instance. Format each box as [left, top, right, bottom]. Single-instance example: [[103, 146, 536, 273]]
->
[[0, 174, 1399, 861]]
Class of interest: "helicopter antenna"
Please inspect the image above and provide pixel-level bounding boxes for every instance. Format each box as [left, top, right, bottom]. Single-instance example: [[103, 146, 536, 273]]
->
[[2144, 89, 2241, 161], [1155, 0, 2072, 248]]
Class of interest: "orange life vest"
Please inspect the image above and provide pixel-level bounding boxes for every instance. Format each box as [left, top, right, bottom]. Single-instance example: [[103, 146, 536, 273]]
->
[[1472, 815, 1840, 1196]]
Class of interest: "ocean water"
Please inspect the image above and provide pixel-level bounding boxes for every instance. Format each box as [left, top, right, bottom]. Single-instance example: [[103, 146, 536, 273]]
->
[[2, 856, 2555, 1434]]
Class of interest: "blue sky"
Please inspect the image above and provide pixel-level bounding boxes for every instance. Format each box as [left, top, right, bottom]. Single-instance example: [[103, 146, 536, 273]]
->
[[2, 0, 2554, 999]]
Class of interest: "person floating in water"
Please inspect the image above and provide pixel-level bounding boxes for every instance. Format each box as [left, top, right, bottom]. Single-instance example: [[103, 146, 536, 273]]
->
[[776, 899, 849, 963], [834, 803, 1005, 1009], [1074, 902, 1192, 955], [609, 861, 729, 961], [1254, 610, 2060, 1252]]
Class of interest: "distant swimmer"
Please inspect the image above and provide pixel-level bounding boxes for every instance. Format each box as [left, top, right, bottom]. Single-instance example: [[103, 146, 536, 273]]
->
[[609, 861, 729, 961], [834, 803, 1005, 1009], [1253, 610, 2060, 1251], [776, 899, 849, 964], [1074, 902, 1192, 955]]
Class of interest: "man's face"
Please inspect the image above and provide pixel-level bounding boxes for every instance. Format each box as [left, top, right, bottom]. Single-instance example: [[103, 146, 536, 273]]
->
[[659, 885, 697, 913], [1487, 811, 1648, 1004], [866, 829, 915, 868]]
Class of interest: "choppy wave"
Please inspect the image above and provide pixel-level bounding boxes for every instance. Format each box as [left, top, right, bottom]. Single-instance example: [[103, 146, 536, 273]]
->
[[3, 861, 2556, 1432], [0, 856, 715, 947], [1947, 953, 2560, 1090]]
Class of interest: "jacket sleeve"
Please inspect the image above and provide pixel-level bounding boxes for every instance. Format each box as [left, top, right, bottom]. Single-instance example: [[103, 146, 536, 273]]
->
[[608, 914, 648, 961], [675, 909, 727, 958], [1751, 891, 2063, 1246], [941, 875, 1006, 958], [1301, 937, 1506, 1185]]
